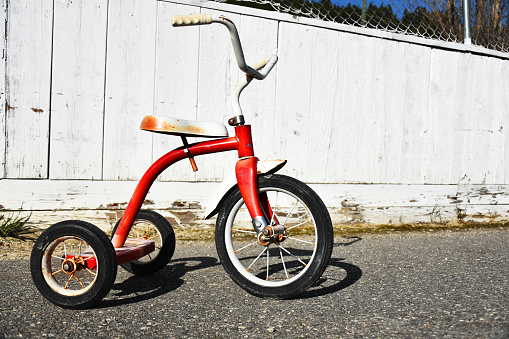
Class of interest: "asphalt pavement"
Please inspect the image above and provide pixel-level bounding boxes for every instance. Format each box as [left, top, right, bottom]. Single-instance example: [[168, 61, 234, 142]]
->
[[1, 229, 508, 338]]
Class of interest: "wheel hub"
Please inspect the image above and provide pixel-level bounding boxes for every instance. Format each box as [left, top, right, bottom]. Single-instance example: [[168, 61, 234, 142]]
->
[[62, 257, 85, 274], [258, 225, 286, 246]]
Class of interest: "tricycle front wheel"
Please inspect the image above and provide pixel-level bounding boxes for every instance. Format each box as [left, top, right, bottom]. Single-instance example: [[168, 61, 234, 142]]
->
[[215, 174, 333, 298], [30, 221, 117, 309]]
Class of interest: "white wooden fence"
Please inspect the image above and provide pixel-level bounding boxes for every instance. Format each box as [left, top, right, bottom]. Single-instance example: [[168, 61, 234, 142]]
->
[[1, 0, 508, 229]]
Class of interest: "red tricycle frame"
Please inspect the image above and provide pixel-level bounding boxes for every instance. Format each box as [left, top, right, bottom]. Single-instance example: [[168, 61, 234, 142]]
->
[[111, 124, 268, 249]]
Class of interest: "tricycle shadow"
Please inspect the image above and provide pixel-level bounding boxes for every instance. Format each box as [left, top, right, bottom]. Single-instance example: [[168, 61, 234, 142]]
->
[[97, 256, 219, 308], [299, 236, 363, 299], [298, 258, 362, 299], [98, 237, 363, 307]]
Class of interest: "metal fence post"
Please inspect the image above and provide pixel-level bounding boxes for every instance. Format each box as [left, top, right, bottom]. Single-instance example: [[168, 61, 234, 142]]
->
[[462, 0, 472, 44]]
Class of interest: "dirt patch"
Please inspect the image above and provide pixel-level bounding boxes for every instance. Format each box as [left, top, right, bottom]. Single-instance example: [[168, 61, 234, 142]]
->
[[0, 228, 42, 260], [333, 220, 509, 235]]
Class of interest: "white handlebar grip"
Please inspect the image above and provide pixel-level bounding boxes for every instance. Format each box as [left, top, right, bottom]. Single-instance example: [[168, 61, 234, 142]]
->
[[171, 14, 212, 26], [250, 58, 268, 71]]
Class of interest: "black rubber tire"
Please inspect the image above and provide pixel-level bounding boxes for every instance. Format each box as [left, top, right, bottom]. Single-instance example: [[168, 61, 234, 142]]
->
[[111, 210, 175, 275], [30, 221, 117, 309], [215, 174, 333, 298]]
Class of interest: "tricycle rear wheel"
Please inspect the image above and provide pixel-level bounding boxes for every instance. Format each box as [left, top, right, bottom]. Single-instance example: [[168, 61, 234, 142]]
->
[[30, 221, 117, 309], [112, 210, 175, 275]]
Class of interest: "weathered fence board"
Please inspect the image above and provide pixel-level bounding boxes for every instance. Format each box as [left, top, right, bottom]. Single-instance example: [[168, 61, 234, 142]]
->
[[3, 179, 509, 229], [504, 59, 509, 183], [0, 1, 5, 178], [343, 33, 378, 184], [426, 48, 458, 184], [49, 0, 108, 180], [234, 14, 278, 162], [307, 27, 340, 182], [372, 39, 405, 184], [274, 22, 314, 181], [5, 0, 53, 179], [323, 30, 346, 183], [195, 8, 242, 181], [103, 0, 157, 180], [153, 1, 201, 182]]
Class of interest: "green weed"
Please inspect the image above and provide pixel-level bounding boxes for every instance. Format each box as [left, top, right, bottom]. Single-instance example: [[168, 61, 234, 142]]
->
[[0, 209, 31, 238]]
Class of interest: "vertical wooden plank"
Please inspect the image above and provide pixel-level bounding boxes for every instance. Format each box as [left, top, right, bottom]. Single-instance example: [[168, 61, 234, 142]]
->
[[399, 43, 431, 184], [0, 0, 6, 178], [306, 27, 340, 183], [425, 49, 458, 184], [194, 8, 242, 181], [339, 33, 376, 183], [152, 1, 201, 182], [235, 15, 278, 165], [323, 32, 346, 183], [103, 0, 157, 180], [50, 0, 108, 180], [453, 54, 506, 186], [450, 52, 471, 185], [503, 59, 509, 183], [274, 22, 313, 181], [372, 39, 405, 184], [5, 0, 53, 178], [458, 54, 479, 185], [470, 55, 496, 184], [484, 57, 505, 184]]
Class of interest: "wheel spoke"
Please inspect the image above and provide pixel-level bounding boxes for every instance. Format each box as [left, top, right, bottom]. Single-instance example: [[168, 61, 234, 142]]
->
[[51, 269, 64, 276], [269, 192, 279, 226], [286, 236, 315, 245], [279, 247, 289, 279], [86, 268, 97, 276], [73, 274, 85, 289], [278, 244, 307, 267], [234, 241, 257, 253], [246, 247, 267, 272], [281, 200, 299, 226], [266, 248, 270, 281], [232, 229, 256, 235], [64, 275, 73, 289], [83, 255, 96, 262], [51, 255, 65, 261], [286, 218, 312, 231], [135, 224, 140, 238]]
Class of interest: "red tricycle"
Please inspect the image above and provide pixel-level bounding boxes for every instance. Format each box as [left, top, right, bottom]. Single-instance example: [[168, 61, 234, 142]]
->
[[30, 14, 333, 309]]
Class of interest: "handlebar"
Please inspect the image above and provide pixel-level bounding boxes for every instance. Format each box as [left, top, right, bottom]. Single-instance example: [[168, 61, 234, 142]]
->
[[171, 14, 277, 80], [172, 14, 278, 118], [171, 14, 212, 26]]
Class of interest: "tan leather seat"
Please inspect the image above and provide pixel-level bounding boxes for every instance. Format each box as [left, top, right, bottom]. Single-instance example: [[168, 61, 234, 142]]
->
[[140, 115, 228, 138]]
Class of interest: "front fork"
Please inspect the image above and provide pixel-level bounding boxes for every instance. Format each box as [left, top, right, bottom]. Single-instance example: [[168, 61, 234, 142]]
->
[[235, 156, 268, 234], [235, 156, 285, 245]]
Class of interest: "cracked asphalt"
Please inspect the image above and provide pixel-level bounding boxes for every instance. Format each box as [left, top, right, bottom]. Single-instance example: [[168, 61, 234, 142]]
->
[[1, 229, 508, 338]]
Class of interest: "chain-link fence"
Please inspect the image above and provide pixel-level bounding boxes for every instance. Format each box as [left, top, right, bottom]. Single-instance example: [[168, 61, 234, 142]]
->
[[217, 0, 509, 53]]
